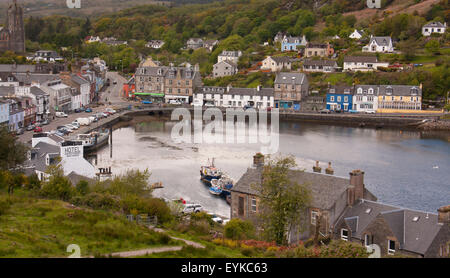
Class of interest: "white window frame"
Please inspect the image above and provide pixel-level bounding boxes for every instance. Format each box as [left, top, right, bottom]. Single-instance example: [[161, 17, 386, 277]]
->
[[311, 211, 318, 225], [341, 229, 349, 241], [251, 198, 257, 213], [388, 240, 396, 255], [364, 234, 371, 246]]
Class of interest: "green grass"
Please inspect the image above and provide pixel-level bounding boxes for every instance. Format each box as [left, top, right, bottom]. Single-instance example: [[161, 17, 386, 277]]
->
[[0, 194, 178, 258]]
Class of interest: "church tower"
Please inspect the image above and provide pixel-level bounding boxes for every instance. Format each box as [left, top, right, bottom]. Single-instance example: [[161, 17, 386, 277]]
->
[[5, 0, 25, 53]]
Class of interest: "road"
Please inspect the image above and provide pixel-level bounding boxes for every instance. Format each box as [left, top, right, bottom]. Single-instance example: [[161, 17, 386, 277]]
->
[[18, 72, 129, 144]]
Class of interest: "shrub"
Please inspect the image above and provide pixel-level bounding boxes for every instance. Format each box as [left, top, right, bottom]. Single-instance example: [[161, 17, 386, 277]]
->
[[76, 180, 89, 196], [0, 197, 11, 216], [40, 175, 75, 201], [82, 192, 120, 210], [224, 218, 255, 240]]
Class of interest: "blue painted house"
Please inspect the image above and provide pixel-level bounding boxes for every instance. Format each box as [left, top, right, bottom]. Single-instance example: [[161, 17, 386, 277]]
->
[[326, 85, 354, 112], [0, 99, 9, 127], [281, 35, 308, 52]]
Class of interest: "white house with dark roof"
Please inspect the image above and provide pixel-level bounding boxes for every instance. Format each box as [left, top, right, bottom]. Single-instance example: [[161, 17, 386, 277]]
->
[[194, 86, 274, 109], [217, 50, 242, 64], [363, 36, 394, 53], [281, 35, 308, 52], [343, 56, 389, 72], [349, 29, 365, 40], [261, 56, 292, 72], [422, 22, 447, 36], [302, 59, 338, 73], [353, 85, 379, 113], [146, 40, 165, 49]]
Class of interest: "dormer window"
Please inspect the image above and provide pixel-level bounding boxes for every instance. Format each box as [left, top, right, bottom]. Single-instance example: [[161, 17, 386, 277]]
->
[[410, 88, 418, 95], [330, 89, 335, 94], [368, 89, 373, 94], [386, 88, 393, 95], [357, 88, 362, 94]]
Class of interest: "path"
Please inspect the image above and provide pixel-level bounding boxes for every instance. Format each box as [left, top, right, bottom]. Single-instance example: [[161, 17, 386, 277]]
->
[[152, 227, 206, 249], [107, 246, 183, 258]]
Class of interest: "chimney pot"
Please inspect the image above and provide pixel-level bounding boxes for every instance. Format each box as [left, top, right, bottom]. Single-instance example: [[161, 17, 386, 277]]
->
[[438, 205, 450, 224], [325, 162, 334, 175], [313, 160, 322, 173]]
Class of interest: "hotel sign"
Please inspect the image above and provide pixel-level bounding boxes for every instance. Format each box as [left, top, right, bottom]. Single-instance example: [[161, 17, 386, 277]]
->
[[64, 146, 81, 158]]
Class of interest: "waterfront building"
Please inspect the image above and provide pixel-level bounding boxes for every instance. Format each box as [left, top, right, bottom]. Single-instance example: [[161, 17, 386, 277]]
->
[[353, 85, 378, 113], [274, 72, 309, 110], [193, 86, 274, 109], [7, 98, 24, 131], [326, 85, 354, 112], [26, 134, 96, 181], [135, 64, 202, 103], [230, 154, 377, 243], [40, 79, 72, 114], [377, 85, 422, 113], [0, 99, 9, 127]]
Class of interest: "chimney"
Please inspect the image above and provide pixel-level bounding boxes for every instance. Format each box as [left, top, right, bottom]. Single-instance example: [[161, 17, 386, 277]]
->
[[257, 85, 261, 92], [253, 153, 264, 168], [437, 205, 450, 224], [227, 84, 232, 93], [419, 83, 423, 90], [325, 162, 334, 175], [313, 161, 321, 173], [349, 170, 365, 201]]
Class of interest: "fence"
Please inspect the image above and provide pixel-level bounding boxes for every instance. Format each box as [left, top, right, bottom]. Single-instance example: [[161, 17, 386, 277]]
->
[[126, 214, 158, 227]]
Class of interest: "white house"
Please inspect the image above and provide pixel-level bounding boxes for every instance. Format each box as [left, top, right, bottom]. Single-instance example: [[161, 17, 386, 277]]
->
[[261, 56, 292, 72], [353, 85, 378, 113], [194, 86, 274, 109], [27, 50, 64, 63], [343, 56, 389, 72], [362, 36, 394, 53], [422, 22, 447, 36], [217, 50, 242, 64], [27, 134, 96, 181], [86, 36, 101, 43], [213, 60, 238, 78], [349, 29, 365, 40], [146, 40, 165, 49]]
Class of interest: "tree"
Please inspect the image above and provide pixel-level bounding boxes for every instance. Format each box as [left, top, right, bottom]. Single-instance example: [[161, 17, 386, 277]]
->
[[40, 164, 75, 201], [425, 40, 440, 55], [0, 127, 29, 171], [224, 218, 255, 240], [256, 155, 311, 246]]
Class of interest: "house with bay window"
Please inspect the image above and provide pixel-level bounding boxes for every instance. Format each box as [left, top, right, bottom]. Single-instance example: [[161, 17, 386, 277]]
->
[[326, 85, 354, 112], [377, 85, 422, 113], [353, 85, 378, 113], [193, 86, 274, 109]]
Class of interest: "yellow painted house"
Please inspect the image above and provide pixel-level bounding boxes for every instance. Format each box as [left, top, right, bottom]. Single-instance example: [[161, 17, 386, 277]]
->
[[377, 85, 422, 113]]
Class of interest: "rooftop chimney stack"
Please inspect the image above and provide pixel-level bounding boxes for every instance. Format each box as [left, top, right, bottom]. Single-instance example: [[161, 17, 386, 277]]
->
[[313, 161, 321, 173], [349, 170, 365, 201], [437, 205, 450, 224], [325, 162, 334, 175], [253, 153, 265, 168]]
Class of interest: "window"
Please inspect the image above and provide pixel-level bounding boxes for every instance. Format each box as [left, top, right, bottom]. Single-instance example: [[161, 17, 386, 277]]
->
[[251, 198, 257, 213], [238, 197, 244, 216], [311, 211, 318, 225], [388, 240, 396, 255], [364, 234, 373, 246], [337, 96, 341, 102], [341, 229, 349, 241], [330, 96, 335, 102], [344, 96, 348, 102]]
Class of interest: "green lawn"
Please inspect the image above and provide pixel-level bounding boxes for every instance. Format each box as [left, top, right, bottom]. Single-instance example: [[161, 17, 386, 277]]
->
[[0, 194, 178, 258]]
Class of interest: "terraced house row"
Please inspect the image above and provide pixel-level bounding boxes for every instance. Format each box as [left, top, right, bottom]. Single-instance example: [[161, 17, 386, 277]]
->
[[326, 84, 422, 113]]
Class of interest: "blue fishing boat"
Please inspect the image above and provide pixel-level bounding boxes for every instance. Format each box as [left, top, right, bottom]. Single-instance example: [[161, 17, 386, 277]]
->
[[209, 175, 234, 197], [200, 158, 222, 185]]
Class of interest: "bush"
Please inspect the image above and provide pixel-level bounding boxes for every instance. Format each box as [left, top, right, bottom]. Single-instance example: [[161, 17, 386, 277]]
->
[[0, 197, 11, 216], [82, 192, 120, 210], [40, 175, 75, 201], [76, 180, 89, 196], [224, 218, 255, 240]]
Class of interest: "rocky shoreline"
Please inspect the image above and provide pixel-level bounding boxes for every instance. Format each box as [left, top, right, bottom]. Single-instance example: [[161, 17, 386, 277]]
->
[[417, 120, 450, 131]]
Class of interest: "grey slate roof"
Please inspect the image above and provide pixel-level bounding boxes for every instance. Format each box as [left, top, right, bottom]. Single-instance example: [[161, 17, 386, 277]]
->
[[67, 171, 96, 186], [337, 199, 444, 255], [232, 167, 375, 210], [271, 56, 293, 63], [0, 64, 36, 73], [369, 36, 392, 47], [71, 75, 89, 85], [0, 86, 15, 96], [28, 142, 60, 172], [14, 73, 59, 85], [329, 85, 354, 94], [30, 86, 47, 96], [343, 56, 378, 63], [220, 51, 241, 57], [378, 85, 422, 97], [274, 72, 307, 85], [303, 59, 338, 67], [423, 22, 446, 28]]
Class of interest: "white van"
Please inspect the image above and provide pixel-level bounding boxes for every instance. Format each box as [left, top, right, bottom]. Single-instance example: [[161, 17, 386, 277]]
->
[[55, 112, 68, 118], [76, 117, 91, 126]]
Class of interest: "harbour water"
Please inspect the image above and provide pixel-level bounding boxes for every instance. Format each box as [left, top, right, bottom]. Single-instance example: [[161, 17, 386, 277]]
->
[[89, 118, 450, 217]]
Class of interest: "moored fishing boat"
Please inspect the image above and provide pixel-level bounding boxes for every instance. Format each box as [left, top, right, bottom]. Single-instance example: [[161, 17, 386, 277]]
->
[[76, 129, 110, 152], [200, 158, 222, 185], [208, 175, 234, 197]]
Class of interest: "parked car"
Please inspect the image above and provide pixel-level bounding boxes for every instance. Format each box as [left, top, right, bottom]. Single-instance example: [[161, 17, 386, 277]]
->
[[101, 112, 109, 118], [88, 116, 98, 123], [26, 124, 35, 131], [74, 108, 81, 113], [71, 122, 80, 128], [320, 109, 331, 114], [207, 213, 223, 224], [95, 112, 105, 119], [54, 130, 65, 137], [168, 99, 182, 105], [34, 126, 43, 133], [365, 110, 376, 114], [16, 128, 24, 135], [85, 108, 93, 113], [204, 102, 215, 107], [55, 112, 68, 118], [65, 124, 78, 130], [182, 204, 203, 214], [41, 119, 50, 125], [105, 108, 116, 114], [142, 100, 152, 105], [349, 109, 359, 114]]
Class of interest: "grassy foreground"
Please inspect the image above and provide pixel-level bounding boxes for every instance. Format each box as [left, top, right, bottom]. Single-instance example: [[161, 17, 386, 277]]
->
[[0, 194, 177, 258]]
